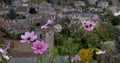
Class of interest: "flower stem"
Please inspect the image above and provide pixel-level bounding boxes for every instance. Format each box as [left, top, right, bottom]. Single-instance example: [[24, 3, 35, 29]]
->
[[41, 55, 42, 63]]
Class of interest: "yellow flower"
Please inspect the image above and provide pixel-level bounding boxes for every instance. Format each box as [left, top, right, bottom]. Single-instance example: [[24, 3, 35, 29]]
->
[[77, 48, 99, 63]]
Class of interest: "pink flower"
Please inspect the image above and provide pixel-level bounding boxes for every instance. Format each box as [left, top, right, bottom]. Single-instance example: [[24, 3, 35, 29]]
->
[[20, 31, 37, 43], [41, 24, 49, 29], [41, 19, 53, 29], [32, 40, 48, 54], [0, 42, 10, 60], [71, 55, 81, 62], [46, 19, 53, 25], [3, 42, 10, 55], [81, 20, 96, 31]]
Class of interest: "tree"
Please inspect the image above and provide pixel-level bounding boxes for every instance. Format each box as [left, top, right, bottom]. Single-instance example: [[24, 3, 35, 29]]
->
[[111, 17, 120, 26], [108, 13, 120, 26], [46, 0, 53, 3], [7, 9, 17, 20], [3, 0, 13, 5], [29, 7, 37, 14], [31, 0, 44, 3]]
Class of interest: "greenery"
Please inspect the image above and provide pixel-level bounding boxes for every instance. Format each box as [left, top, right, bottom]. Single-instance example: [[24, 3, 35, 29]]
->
[[3, 0, 13, 5], [29, 7, 37, 14], [53, 21, 115, 63], [108, 13, 120, 26], [7, 9, 17, 20], [31, 0, 44, 3]]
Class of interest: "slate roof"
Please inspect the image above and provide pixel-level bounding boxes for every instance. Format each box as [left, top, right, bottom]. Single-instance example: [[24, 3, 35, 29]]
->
[[73, 12, 95, 17]]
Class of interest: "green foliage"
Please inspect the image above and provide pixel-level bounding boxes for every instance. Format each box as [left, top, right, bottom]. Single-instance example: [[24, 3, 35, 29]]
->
[[54, 33, 80, 55], [29, 7, 37, 14], [3, 0, 13, 5], [108, 13, 120, 26], [31, 0, 44, 3], [111, 17, 120, 26], [0, 27, 14, 39], [7, 9, 17, 20], [46, 0, 53, 3], [60, 25, 71, 36], [99, 22, 115, 41], [60, 17, 70, 25]]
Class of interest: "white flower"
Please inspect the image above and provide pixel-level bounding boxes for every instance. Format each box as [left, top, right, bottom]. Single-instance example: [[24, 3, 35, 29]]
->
[[0, 48, 4, 53], [2, 55, 10, 60], [114, 11, 120, 16], [96, 50, 106, 55]]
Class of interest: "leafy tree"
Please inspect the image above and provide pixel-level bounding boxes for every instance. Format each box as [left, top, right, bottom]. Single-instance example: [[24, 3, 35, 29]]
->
[[29, 7, 37, 14], [3, 0, 13, 5], [7, 9, 17, 20], [111, 17, 120, 26], [31, 0, 44, 3], [46, 0, 53, 3], [108, 13, 120, 26]]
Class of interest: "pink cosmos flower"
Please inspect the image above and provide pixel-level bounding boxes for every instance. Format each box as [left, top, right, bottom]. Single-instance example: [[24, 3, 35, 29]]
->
[[3, 42, 10, 55], [81, 20, 96, 31], [41, 24, 49, 29], [32, 40, 48, 54], [20, 31, 37, 43], [71, 55, 81, 62], [41, 19, 53, 29], [0, 42, 10, 60], [46, 19, 53, 25]]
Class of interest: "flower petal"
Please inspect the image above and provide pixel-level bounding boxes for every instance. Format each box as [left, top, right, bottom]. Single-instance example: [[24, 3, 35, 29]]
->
[[0, 48, 4, 53], [21, 35, 27, 39], [25, 32, 30, 37], [47, 19, 53, 24], [2, 54, 10, 60], [41, 24, 49, 29], [32, 35, 37, 40], [20, 40, 28, 43]]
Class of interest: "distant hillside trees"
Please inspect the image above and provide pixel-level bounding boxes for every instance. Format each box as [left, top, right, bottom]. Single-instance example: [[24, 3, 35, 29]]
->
[[3, 0, 13, 5]]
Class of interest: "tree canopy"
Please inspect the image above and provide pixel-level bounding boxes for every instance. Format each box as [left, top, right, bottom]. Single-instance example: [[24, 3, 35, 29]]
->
[[7, 9, 17, 20]]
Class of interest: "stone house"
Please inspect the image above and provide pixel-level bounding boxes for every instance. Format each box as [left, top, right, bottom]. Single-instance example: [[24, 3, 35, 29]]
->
[[88, 0, 98, 5], [39, 2, 56, 20], [12, 0, 30, 7], [109, 6, 120, 13], [112, 0, 118, 5], [61, 6, 74, 13], [97, 1, 109, 8], [15, 7, 29, 15], [73, 1, 85, 7], [0, 8, 10, 15], [71, 12, 99, 25]]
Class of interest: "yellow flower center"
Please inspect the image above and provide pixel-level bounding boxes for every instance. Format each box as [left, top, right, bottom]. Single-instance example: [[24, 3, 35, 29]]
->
[[37, 45, 42, 49]]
